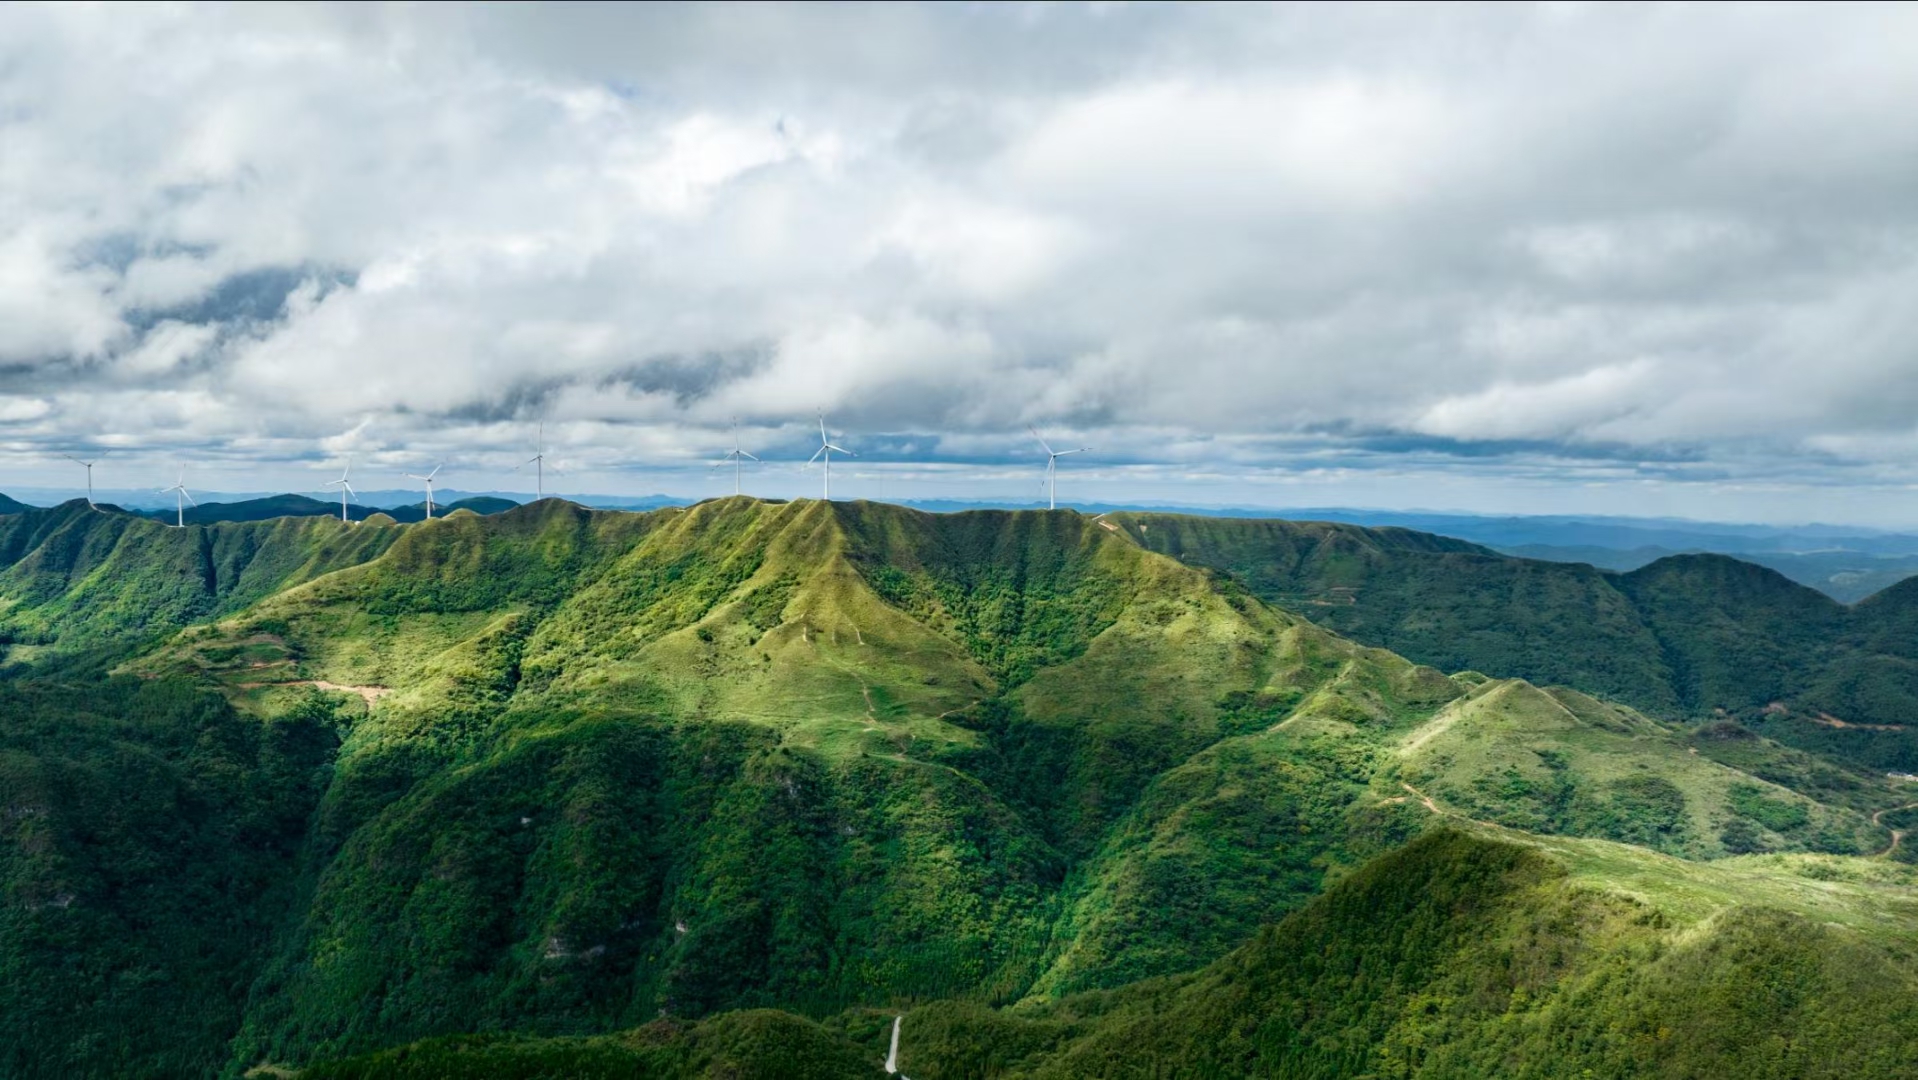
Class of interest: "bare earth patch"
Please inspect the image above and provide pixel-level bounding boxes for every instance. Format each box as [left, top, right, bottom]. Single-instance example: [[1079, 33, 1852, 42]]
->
[[1811, 711, 1905, 732]]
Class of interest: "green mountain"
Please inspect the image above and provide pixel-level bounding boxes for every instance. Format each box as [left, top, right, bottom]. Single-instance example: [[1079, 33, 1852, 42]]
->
[[1118, 512, 1918, 771], [0, 501, 398, 665], [0, 492, 31, 514], [315, 829, 1918, 1079], [0, 498, 1913, 1077]]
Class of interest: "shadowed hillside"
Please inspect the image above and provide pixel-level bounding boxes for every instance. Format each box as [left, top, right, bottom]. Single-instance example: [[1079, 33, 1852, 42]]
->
[[322, 829, 1918, 1079]]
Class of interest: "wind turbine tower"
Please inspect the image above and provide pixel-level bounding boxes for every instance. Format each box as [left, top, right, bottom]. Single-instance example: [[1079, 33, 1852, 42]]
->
[[1030, 427, 1092, 510], [159, 469, 196, 527], [809, 413, 854, 501], [63, 453, 102, 509], [716, 418, 759, 496], [520, 422, 548, 500], [407, 463, 443, 519], [324, 456, 357, 523]]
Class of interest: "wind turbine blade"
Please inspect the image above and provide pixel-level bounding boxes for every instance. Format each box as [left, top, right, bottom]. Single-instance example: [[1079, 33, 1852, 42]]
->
[[342, 483, 356, 498], [1055, 447, 1092, 457], [184, 491, 197, 506], [427, 464, 442, 480], [808, 446, 825, 464], [740, 451, 759, 461], [824, 443, 852, 455], [1028, 426, 1055, 455]]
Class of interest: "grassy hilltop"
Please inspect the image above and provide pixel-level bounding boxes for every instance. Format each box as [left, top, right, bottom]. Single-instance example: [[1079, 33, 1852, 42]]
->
[[0, 497, 1913, 1076]]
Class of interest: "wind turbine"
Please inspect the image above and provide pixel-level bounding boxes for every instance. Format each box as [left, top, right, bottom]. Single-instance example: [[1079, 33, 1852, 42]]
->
[[714, 417, 759, 496], [158, 469, 196, 528], [406, 463, 443, 520], [808, 413, 853, 501], [1030, 427, 1092, 510], [62, 453, 103, 509], [323, 456, 357, 523], [518, 421, 548, 500]]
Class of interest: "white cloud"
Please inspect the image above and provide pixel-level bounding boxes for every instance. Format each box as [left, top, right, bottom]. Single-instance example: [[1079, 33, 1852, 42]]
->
[[1413, 359, 1661, 442], [0, 2, 1915, 520], [117, 321, 219, 377]]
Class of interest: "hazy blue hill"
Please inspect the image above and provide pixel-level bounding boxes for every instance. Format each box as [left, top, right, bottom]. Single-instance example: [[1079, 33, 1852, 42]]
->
[[140, 492, 521, 526], [1276, 508, 1918, 557], [1506, 543, 1918, 603], [151, 493, 356, 525], [379, 495, 520, 523]]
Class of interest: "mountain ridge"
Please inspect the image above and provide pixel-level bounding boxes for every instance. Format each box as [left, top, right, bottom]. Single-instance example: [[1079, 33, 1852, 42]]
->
[[1116, 510, 1918, 771], [0, 496, 1914, 1075]]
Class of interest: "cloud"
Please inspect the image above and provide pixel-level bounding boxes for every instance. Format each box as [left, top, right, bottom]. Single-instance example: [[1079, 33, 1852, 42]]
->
[[1413, 359, 1661, 442], [0, 2, 1916, 521]]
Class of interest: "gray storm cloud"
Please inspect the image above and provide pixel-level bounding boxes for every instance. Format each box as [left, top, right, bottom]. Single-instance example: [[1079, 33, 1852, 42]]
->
[[1, 2, 1916, 518]]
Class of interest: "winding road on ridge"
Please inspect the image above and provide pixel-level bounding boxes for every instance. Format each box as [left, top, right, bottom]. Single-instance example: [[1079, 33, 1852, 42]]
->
[[1871, 802, 1918, 858]]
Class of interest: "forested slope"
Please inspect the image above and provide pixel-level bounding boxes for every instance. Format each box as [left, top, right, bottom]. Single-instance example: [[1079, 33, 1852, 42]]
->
[[1121, 511, 1918, 770], [0, 502, 398, 658], [0, 498, 1912, 1077]]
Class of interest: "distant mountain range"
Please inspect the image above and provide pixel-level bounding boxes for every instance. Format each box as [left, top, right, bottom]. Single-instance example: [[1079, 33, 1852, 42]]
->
[[0, 485, 678, 514], [136, 492, 522, 526], [6, 490, 1918, 602]]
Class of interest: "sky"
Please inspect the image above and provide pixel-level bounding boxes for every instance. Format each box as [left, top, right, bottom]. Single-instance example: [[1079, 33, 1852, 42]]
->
[[3, 2, 1917, 523]]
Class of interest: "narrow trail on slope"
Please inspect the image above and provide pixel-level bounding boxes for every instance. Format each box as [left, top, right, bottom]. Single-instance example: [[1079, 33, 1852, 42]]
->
[[1401, 782, 1442, 815], [1399, 782, 1507, 831], [236, 679, 392, 707], [807, 625, 883, 728], [1871, 802, 1918, 858]]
